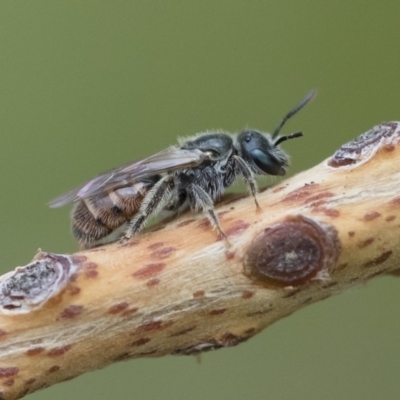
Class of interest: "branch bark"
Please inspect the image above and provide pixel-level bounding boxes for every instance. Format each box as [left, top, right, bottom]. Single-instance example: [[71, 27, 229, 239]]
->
[[1, 122, 400, 399]]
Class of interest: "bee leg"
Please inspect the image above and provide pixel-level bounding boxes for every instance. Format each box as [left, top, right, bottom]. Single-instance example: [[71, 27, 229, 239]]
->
[[186, 184, 228, 241], [233, 155, 261, 211], [120, 176, 175, 243]]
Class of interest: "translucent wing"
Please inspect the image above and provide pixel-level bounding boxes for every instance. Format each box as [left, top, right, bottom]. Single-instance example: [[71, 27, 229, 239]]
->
[[48, 147, 207, 208]]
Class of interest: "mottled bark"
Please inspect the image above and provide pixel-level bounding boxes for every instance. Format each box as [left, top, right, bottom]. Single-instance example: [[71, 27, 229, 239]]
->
[[0, 122, 399, 399]]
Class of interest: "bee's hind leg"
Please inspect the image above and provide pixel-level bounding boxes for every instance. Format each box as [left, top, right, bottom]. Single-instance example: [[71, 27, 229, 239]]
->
[[119, 176, 175, 244]]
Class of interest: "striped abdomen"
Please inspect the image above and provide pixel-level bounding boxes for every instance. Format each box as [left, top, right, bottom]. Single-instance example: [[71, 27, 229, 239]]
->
[[72, 178, 158, 248]]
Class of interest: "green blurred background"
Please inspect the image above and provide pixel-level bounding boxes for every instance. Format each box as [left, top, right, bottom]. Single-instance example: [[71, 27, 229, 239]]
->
[[1, 1, 400, 399]]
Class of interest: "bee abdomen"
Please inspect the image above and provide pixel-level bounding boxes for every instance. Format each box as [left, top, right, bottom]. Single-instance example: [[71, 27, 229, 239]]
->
[[71, 180, 157, 248]]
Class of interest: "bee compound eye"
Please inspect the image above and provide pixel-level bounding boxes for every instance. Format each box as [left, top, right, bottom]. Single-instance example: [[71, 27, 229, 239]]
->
[[250, 149, 282, 175]]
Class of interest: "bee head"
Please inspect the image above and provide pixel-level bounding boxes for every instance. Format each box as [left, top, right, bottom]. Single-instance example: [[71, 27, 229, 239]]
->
[[238, 130, 302, 176], [238, 89, 315, 176]]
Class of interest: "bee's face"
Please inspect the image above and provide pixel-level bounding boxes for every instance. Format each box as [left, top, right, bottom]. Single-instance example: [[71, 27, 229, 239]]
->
[[238, 130, 289, 176]]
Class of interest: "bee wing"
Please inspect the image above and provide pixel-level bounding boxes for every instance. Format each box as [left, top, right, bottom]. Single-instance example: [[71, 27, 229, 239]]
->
[[48, 147, 207, 208]]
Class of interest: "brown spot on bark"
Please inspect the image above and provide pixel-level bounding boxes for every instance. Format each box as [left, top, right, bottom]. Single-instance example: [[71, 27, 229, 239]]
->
[[358, 237, 374, 248], [83, 263, 98, 276], [120, 240, 139, 248], [303, 192, 334, 204], [108, 302, 129, 314], [122, 307, 138, 317], [348, 231, 355, 237], [85, 269, 98, 278], [242, 291, 254, 299], [137, 320, 163, 333], [25, 378, 36, 385], [47, 345, 71, 357], [177, 219, 195, 227], [48, 365, 60, 373], [170, 326, 196, 337], [0, 367, 19, 378], [147, 242, 164, 250], [226, 220, 250, 236], [133, 263, 165, 279], [310, 200, 325, 207], [220, 332, 241, 346], [389, 196, 400, 207], [68, 285, 81, 295], [131, 338, 151, 346], [150, 247, 176, 260], [0, 329, 6, 340], [146, 278, 160, 287], [83, 262, 97, 270], [59, 305, 84, 319], [282, 188, 312, 203], [3, 379, 14, 386], [311, 206, 340, 218], [197, 218, 211, 230], [363, 251, 393, 268], [71, 255, 87, 264], [245, 328, 256, 335], [226, 251, 236, 260], [323, 208, 340, 218], [386, 215, 396, 222], [364, 211, 381, 221], [26, 347, 44, 356], [383, 143, 395, 152], [193, 290, 205, 298], [209, 309, 226, 315]]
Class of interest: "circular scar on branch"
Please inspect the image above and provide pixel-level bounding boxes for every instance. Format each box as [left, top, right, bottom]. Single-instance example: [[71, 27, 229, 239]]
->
[[243, 215, 341, 287]]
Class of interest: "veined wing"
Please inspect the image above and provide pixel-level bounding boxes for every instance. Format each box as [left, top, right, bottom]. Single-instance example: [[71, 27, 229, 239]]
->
[[48, 147, 207, 208]]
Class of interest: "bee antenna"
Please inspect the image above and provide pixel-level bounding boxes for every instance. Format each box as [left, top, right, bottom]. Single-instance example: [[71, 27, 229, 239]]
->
[[272, 90, 316, 140], [274, 131, 303, 146]]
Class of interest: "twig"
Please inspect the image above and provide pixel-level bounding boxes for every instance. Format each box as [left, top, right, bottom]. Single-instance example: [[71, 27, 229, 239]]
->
[[0, 122, 400, 399]]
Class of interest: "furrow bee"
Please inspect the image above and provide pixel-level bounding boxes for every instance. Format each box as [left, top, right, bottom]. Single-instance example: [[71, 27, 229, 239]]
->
[[49, 90, 315, 249]]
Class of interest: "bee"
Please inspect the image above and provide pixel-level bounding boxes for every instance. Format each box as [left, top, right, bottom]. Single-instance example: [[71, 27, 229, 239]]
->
[[49, 90, 315, 249]]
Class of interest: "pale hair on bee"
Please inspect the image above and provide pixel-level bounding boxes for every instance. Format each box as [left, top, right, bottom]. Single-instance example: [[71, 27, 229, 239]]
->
[[49, 90, 316, 249]]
